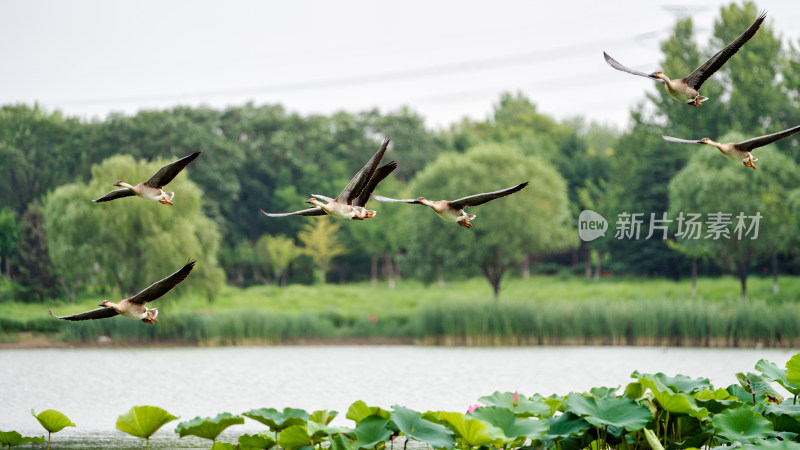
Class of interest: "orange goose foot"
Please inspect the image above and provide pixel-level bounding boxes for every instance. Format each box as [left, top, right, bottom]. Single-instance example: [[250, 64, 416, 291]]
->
[[142, 312, 159, 324]]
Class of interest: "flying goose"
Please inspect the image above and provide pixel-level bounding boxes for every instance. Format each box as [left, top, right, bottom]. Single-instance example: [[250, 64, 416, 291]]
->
[[49, 260, 195, 324], [92, 150, 201, 204], [604, 10, 766, 106], [261, 138, 396, 220], [660, 124, 800, 169], [372, 182, 528, 228]]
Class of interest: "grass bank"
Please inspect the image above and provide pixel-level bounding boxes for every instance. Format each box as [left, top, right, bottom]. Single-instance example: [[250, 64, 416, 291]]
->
[[3, 275, 800, 347]]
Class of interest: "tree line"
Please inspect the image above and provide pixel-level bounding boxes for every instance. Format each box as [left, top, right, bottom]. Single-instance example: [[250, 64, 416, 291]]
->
[[1, 1, 799, 302]]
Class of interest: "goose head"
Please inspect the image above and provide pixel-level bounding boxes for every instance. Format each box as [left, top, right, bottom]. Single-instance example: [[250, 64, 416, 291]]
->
[[649, 71, 669, 82], [306, 197, 326, 208], [98, 300, 111, 307]]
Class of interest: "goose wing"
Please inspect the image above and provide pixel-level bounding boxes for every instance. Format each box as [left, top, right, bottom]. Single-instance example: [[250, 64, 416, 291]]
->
[[128, 260, 196, 305], [336, 138, 390, 203], [92, 188, 136, 203], [449, 182, 529, 209], [603, 52, 661, 81], [49, 307, 119, 321], [353, 161, 397, 207], [143, 150, 201, 188], [661, 134, 704, 144], [682, 10, 766, 90], [371, 194, 421, 205], [260, 207, 326, 217], [736, 124, 800, 152]]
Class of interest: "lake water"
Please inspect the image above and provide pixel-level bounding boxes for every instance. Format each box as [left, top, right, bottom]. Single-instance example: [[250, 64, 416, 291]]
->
[[1, 345, 798, 448]]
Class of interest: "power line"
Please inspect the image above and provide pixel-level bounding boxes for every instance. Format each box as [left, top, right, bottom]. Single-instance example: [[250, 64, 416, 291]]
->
[[52, 30, 667, 107]]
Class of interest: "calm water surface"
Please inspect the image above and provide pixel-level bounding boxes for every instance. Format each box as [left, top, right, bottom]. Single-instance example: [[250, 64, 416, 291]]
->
[[1, 345, 797, 448]]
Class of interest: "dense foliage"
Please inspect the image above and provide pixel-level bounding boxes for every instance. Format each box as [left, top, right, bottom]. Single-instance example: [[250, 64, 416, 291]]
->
[[1, 1, 800, 303]]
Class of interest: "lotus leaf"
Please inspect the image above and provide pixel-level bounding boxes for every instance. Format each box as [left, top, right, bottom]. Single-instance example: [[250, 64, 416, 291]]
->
[[330, 433, 356, 450], [278, 424, 314, 449], [712, 407, 772, 443], [390, 405, 455, 449], [309, 409, 338, 425], [346, 400, 389, 424], [787, 354, 800, 387], [210, 443, 238, 450], [624, 382, 646, 400], [668, 431, 714, 450], [588, 386, 620, 398], [728, 383, 769, 406], [532, 393, 564, 418], [238, 432, 277, 450], [747, 439, 800, 450], [469, 406, 548, 441], [758, 359, 800, 397], [433, 411, 505, 446], [542, 412, 591, 441], [478, 391, 551, 417], [354, 415, 393, 450], [694, 388, 742, 414], [0, 430, 44, 447], [737, 372, 783, 402], [30, 409, 76, 433], [638, 375, 708, 419], [116, 405, 178, 440], [175, 412, 244, 441], [565, 393, 651, 432], [306, 421, 352, 441], [243, 407, 309, 432], [643, 428, 665, 450], [765, 405, 800, 434]]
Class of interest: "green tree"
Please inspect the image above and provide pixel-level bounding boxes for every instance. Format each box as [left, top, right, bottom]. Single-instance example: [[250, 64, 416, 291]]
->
[[297, 217, 347, 284], [256, 234, 302, 286], [219, 239, 258, 286], [669, 141, 800, 296], [43, 154, 225, 302], [403, 143, 575, 299], [12, 201, 60, 302], [0, 208, 20, 278]]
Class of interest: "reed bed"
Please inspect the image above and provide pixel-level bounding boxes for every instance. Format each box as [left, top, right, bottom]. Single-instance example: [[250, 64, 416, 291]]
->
[[3, 294, 799, 347], [413, 297, 800, 347]]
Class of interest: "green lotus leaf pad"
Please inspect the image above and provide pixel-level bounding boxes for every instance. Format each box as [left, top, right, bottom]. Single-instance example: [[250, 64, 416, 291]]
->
[[31, 409, 76, 433], [175, 412, 244, 441], [116, 405, 178, 440]]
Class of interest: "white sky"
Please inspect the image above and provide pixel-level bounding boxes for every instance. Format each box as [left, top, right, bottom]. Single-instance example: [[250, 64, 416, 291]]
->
[[2, 0, 799, 131]]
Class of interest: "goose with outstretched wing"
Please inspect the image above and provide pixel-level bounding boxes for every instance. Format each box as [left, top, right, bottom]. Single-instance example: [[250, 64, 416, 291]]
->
[[372, 182, 528, 228], [660, 123, 800, 169], [261, 138, 396, 220], [92, 150, 201, 205], [604, 10, 766, 106], [49, 260, 195, 324]]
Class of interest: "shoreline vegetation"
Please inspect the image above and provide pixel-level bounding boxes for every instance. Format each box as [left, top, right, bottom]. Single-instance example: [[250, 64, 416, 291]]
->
[[3, 275, 800, 350]]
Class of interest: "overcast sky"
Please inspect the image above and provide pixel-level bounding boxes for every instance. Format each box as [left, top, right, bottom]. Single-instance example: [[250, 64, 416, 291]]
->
[[2, 0, 799, 131]]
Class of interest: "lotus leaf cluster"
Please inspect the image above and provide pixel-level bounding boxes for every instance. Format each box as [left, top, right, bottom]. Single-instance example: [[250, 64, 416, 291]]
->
[[10, 355, 800, 448]]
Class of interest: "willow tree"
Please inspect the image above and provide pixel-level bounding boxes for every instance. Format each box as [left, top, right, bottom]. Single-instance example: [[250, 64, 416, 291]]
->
[[256, 233, 302, 286], [402, 143, 575, 300], [297, 217, 347, 284], [43, 154, 225, 302]]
